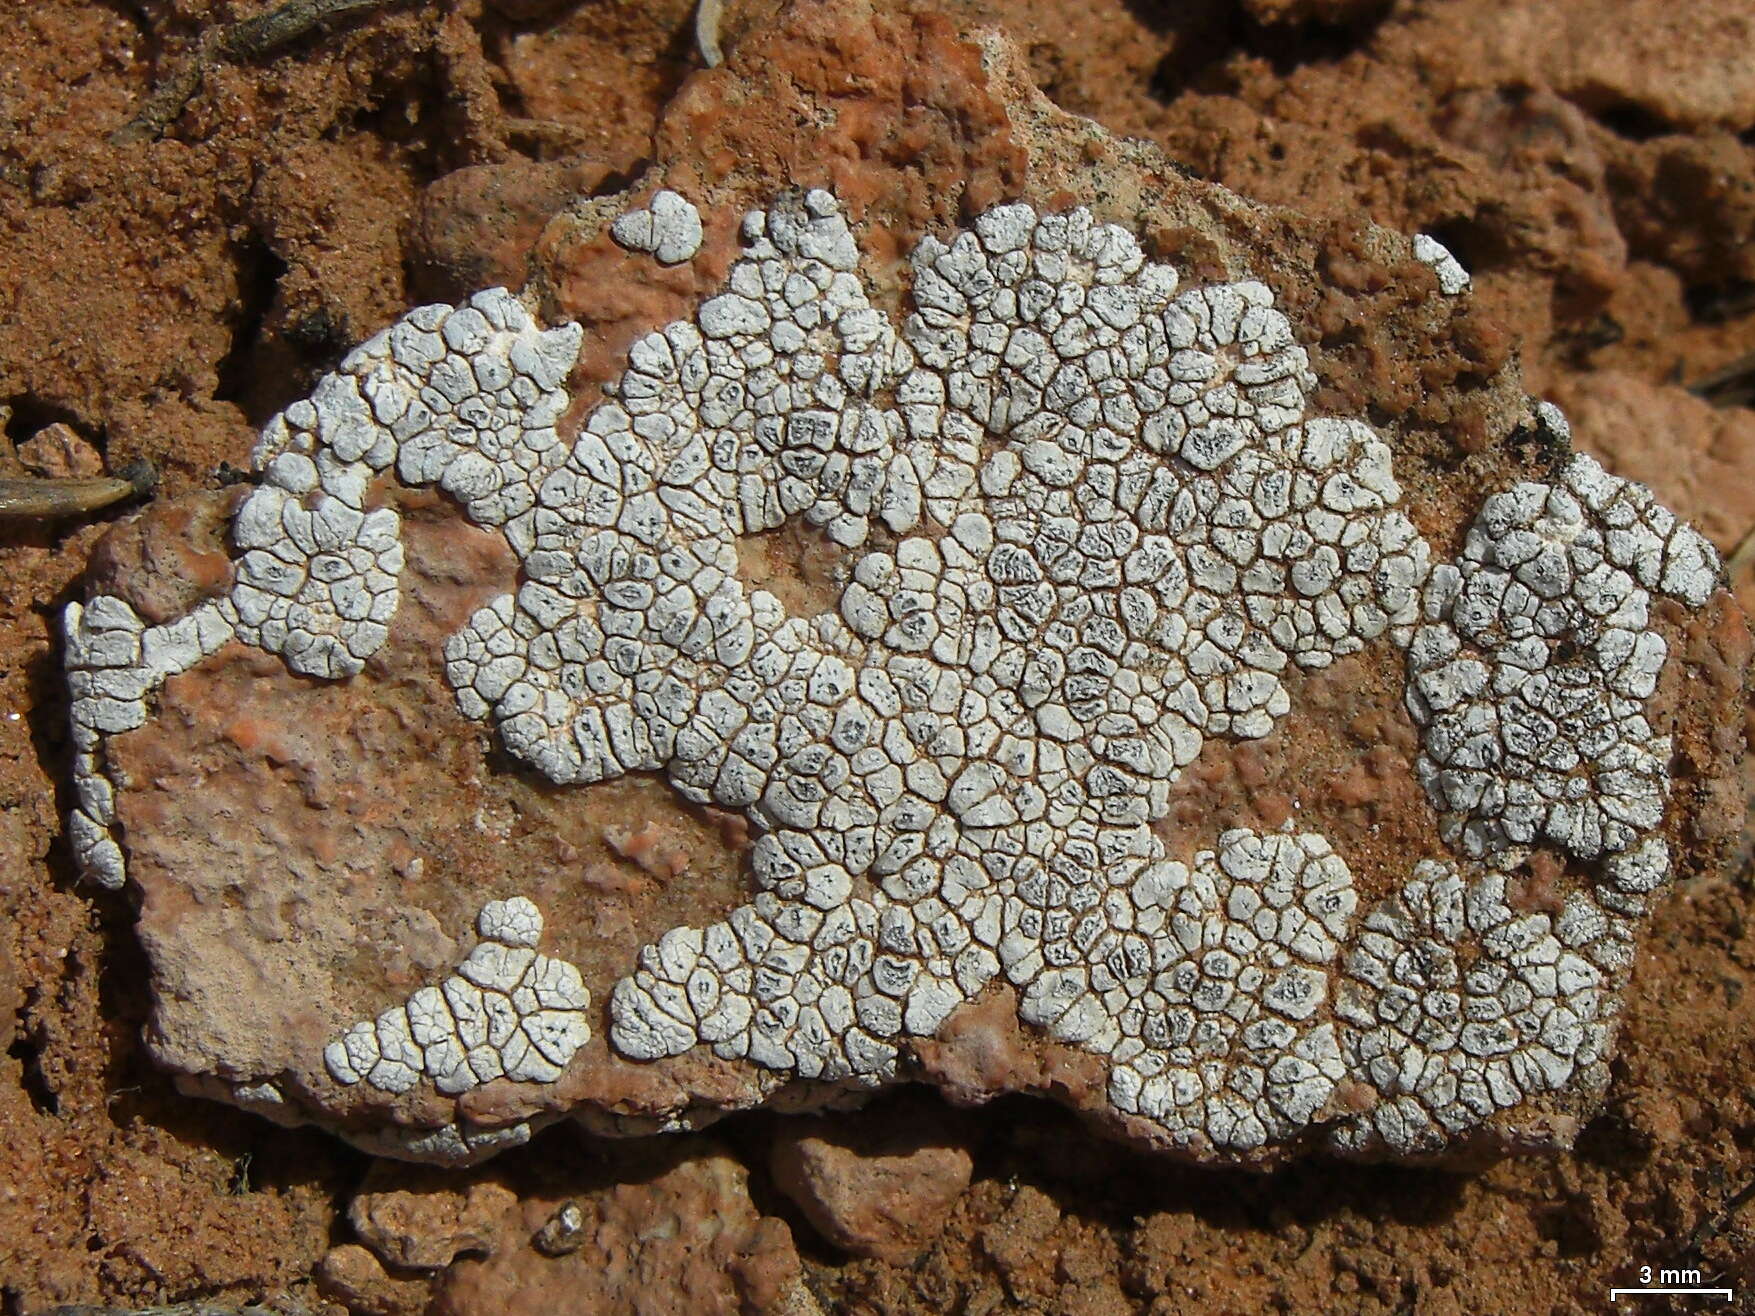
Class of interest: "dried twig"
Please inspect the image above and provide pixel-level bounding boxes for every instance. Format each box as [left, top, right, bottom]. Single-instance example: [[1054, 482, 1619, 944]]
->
[[1689, 349, 1755, 409], [0, 461, 155, 520], [112, 0, 396, 145]]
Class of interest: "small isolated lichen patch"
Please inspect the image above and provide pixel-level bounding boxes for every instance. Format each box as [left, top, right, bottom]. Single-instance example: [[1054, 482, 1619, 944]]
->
[[64, 187, 1727, 1165], [1333, 856, 1638, 1156], [1407, 454, 1718, 859], [611, 190, 705, 266], [325, 899, 591, 1095], [1412, 233, 1471, 296]]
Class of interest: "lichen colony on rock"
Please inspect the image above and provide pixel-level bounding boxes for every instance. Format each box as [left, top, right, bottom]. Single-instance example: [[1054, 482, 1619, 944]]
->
[[64, 187, 1724, 1164], [1407, 454, 1717, 860], [325, 899, 592, 1095]]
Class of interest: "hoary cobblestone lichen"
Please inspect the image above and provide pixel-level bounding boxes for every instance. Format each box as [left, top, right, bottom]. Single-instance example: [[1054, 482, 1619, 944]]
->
[[324, 898, 592, 1096], [64, 188, 1724, 1162]]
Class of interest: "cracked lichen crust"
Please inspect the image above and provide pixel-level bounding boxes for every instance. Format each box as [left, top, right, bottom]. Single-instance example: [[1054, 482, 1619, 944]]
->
[[612, 189, 705, 266], [560, 193, 1425, 1157], [62, 187, 1726, 1161], [65, 286, 583, 890], [325, 899, 591, 1095], [1333, 856, 1640, 1155], [65, 595, 238, 888], [1411, 234, 1471, 296], [1100, 830, 1356, 1151], [1407, 453, 1719, 860]]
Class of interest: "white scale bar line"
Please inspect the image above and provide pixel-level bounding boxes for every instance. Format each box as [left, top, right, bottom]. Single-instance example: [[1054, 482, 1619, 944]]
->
[[1609, 1289, 1734, 1298]]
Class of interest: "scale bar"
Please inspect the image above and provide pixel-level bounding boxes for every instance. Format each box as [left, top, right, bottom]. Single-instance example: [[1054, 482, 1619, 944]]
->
[[1609, 1289, 1734, 1299]]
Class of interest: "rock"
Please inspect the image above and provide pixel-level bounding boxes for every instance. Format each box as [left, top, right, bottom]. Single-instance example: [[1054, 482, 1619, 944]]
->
[[245, 138, 418, 350], [411, 158, 613, 302], [770, 1101, 974, 1263], [979, 1184, 1064, 1306], [1603, 132, 1755, 289], [498, 0, 711, 181], [315, 1243, 435, 1316], [1553, 372, 1755, 581], [1412, 0, 1755, 133], [349, 1167, 516, 1270], [530, 1200, 586, 1256], [433, 1140, 808, 1316], [16, 422, 103, 479], [83, 489, 239, 625], [1434, 85, 1627, 310], [58, 0, 1747, 1171], [482, 0, 575, 19]]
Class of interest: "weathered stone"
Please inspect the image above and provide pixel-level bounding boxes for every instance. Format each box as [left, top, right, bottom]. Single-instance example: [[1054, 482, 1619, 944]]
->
[[349, 1169, 516, 1271], [59, 0, 1746, 1170], [770, 1102, 974, 1263], [432, 1141, 809, 1316], [16, 422, 104, 479], [315, 1243, 435, 1316], [530, 1200, 586, 1256]]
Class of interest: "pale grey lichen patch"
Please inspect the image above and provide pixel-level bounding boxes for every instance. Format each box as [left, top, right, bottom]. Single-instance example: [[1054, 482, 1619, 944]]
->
[[612, 189, 705, 265], [1534, 399, 1571, 444], [231, 457, 403, 680], [1412, 233, 1471, 296], [65, 287, 584, 891], [1596, 835, 1673, 917], [325, 898, 591, 1095], [1333, 858, 1636, 1156], [355, 1119, 536, 1165], [62, 185, 1728, 1162], [547, 191, 1429, 1145], [1406, 453, 1721, 860], [64, 595, 237, 888], [1100, 829, 1356, 1153]]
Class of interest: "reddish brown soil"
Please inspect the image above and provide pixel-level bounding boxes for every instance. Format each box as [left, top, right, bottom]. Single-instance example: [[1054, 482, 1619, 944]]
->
[[1, 2, 1751, 1314]]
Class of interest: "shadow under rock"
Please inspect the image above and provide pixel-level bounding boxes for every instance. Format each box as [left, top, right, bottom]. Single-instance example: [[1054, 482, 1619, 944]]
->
[[568, 1085, 1469, 1262], [211, 234, 303, 432], [972, 1092, 1468, 1235], [1130, 0, 1395, 106]]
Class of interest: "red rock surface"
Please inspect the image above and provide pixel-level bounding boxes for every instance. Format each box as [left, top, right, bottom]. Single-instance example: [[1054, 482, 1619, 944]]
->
[[430, 1139, 809, 1316], [770, 1097, 975, 1262], [348, 1170, 516, 1272], [67, 0, 1743, 1178], [1, 1, 1752, 1313]]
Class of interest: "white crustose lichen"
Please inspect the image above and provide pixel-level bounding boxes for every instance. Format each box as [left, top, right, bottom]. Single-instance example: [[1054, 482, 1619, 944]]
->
[[1406, 453, 1717, 860], [1411, 233, 1471, 296], [65, 188, 1723, 1158], [65, 286, 582, 891], [325, 898, 592, 1095], [611, 189, 705, 266], [1333, 856, 1638, 1154]]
